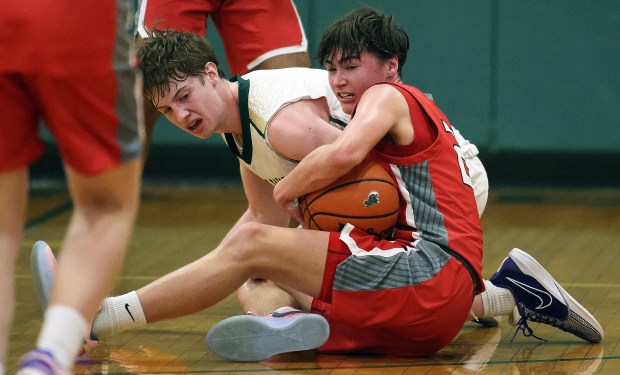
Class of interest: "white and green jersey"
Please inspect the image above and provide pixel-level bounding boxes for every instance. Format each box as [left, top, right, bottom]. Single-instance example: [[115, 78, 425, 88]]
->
[[222, 68, 348, 186]]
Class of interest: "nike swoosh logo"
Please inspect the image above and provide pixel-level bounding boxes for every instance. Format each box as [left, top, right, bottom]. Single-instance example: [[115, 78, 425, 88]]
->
[[507, 276, 553, 309], [125, 303, 136, 322]]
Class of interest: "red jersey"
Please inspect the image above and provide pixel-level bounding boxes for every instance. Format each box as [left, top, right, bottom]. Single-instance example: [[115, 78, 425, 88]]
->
[[312, 82, 484, 356], [369, 82, 484, 289]]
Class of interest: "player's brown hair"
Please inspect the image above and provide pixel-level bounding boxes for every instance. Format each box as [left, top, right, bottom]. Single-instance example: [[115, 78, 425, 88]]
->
[[138, 29, 227, 106]]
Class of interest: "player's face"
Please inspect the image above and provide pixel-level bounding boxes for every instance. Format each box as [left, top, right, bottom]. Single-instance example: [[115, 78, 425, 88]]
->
[[155, 72, 227, 139], [326, 51, 396, 114]]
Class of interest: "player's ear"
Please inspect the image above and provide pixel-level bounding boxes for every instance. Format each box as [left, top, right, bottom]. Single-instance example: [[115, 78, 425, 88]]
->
[[386, 57, 398, 76], [204, 62, 219, 82]]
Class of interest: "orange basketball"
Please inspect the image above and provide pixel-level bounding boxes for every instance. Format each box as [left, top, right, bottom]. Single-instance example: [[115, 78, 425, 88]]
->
[[300, 159, 399, 238]]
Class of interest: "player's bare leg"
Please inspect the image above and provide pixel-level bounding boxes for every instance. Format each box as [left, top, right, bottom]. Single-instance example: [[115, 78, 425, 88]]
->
[[0, 168, 28, 371], [252, 52, 310, 71], [89, 223, 329, 338], [237, 279, 300, 316]]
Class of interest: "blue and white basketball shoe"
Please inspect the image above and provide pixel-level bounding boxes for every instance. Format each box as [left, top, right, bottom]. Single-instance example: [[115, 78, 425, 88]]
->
[[489, 248, 603, 343]]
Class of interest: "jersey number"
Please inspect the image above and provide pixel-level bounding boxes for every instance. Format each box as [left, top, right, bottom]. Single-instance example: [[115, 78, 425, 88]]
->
[[442, 120, 473, 188]]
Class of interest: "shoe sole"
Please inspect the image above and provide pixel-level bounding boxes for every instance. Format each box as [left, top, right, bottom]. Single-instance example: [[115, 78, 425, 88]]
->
[[472, 316, 501, 327], [30, 241, 56, 310], [206, 314, 330, 362], [506, 248, 604, 342], [29, 241, 98, 355]]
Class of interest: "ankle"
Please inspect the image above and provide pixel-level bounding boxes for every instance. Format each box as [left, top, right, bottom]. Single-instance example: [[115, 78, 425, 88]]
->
[[92, 291, 146, 338], [481, 280, 515, 317]]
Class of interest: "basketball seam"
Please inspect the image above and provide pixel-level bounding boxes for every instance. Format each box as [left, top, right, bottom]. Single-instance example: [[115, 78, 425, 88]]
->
[[307, 209, 399, 221], [304, 179, 396, 208]]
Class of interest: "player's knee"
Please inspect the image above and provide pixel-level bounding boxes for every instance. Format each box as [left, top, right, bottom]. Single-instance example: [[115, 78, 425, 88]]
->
[[226, 222, 277, 268]]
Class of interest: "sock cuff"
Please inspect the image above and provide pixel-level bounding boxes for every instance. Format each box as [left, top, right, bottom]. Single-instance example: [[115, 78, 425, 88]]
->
[[37, 304, 89, 370], [482, 280, 516, 317], [112, 291, 147, 326], [44, 305, 89, 333]]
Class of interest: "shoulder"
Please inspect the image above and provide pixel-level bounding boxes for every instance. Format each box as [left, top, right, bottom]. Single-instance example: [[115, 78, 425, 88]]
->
[[357, 83, 409, 114], [363, 82, 408, 102]]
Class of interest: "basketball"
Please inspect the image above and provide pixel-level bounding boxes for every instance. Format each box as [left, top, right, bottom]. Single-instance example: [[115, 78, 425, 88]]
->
[[300, 159, 399, 238]]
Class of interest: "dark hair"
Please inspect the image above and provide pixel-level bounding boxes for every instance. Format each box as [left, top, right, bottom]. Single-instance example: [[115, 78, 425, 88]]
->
[[317, 7, 409, 77], [138, 29, 226, 105]]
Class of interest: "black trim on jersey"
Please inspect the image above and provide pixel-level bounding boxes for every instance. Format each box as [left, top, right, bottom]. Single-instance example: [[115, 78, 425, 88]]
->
[[224, 76, 253, 165], [443, 247, 481, 295], [330, 116, 348, 128]]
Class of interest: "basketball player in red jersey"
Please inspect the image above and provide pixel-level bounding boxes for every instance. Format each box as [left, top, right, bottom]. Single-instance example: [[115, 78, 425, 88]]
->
[[0, 0, 144, 374], [136, 0, 310, 154], [270, 7, 602, 357]]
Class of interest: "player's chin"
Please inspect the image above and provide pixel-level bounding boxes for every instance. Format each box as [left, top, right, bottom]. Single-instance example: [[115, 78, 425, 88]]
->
[[339, 101, 355, 114]]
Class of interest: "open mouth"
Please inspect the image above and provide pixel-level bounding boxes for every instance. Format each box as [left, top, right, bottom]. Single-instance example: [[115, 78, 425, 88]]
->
[[187, 119, 202, 132]]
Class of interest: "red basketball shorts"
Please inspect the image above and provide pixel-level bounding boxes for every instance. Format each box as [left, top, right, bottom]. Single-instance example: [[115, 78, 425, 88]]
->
[[311, 224, 475, 356], [0, 70, 143, 175], [137, 0, 307, 75]]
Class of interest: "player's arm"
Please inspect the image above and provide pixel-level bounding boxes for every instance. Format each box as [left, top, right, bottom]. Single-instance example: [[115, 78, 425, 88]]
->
[[220, 162, 291, 243], [273, 84, 409, 214], [267, 98, 342, 161]]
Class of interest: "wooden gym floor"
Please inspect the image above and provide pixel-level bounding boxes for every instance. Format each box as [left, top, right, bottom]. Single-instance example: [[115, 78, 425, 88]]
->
[[8, 182, 620, 374]]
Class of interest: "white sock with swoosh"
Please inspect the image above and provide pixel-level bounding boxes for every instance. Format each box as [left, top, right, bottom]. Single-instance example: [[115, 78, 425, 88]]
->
[[91, 291, 146, 339], [481, 280, 516, 318]]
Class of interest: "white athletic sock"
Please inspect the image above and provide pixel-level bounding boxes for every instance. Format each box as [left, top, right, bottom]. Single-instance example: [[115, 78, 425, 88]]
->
[[37, 305, 88, 371], [0, 363, 5, 375], [91, 291, 146, 339], [481, 280, 516, 317]]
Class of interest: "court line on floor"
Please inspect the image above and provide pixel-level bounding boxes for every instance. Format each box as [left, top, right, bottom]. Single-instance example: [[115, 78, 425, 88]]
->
[[24, 200, 72, 230], [74, 353, 620, 374]]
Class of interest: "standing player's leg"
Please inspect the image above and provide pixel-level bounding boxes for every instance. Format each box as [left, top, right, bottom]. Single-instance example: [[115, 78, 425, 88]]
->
[[0, 169, 28, 374], [17, 46, 143, 372], [0, 72, 45, 375], [136, 35, 163, 163], [213, 0, 310, 75], [251, 52, 310, 71]]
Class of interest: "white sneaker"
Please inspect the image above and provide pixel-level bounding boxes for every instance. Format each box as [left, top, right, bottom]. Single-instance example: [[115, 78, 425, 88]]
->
[[206, 307, 330, 362], [30, 241, 56, 310], [30, 241, 99, 355]]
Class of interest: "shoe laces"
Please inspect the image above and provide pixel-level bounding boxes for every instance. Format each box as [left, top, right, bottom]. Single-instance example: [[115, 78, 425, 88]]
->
[[511, 302, 573, 343], [511, 315, 547, 343]]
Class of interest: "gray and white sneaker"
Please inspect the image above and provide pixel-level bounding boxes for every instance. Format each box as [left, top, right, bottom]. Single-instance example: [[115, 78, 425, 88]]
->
[[30, 241, 56, 310], [206, 307, 330, 362]]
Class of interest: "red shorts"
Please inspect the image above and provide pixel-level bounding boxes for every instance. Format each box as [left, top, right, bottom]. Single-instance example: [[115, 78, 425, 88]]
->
[[310, 225, 475, 356], [137, 0, 307, 75], [0, 70, 143, 175]]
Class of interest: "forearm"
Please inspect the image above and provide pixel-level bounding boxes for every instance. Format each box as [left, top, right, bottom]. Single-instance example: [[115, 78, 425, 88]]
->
[[273, 144, 357, 209]]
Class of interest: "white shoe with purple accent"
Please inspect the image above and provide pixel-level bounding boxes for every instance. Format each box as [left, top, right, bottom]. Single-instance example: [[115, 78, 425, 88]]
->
[[206, 307, 330, 362]]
